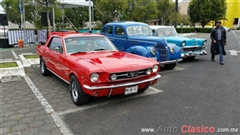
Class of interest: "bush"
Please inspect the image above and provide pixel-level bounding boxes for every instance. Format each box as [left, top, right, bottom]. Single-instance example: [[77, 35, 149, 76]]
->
[[237, 27, 240, 30], [176, 28, 212, 33]]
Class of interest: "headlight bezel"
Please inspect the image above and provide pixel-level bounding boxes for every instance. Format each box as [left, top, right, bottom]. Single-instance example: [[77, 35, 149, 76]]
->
[[146, 69, 152, 75], [110, 74, 117, 80], [152, 65, 159, 73], [90, 73, 99, 82], [181, 41, 186, 47], [203, 40, 207, 45], [170, 46, 175, 54], [150, 47, 156, 56]]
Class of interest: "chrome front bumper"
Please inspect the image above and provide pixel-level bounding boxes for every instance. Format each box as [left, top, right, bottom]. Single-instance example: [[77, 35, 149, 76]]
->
[[83, 74, 161, 90], [181, 50, 207, 58], [160, 58, 183, 65]]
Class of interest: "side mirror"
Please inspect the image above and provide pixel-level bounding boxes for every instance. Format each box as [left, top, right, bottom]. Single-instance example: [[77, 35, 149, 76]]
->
[[55, 46, 62, 53]]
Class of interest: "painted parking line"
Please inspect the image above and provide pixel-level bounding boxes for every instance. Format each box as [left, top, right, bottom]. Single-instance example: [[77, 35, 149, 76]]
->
[[57, 87, 163, 116], [11, 49, 19, 59], [233, 31, 240, 46], [24, 76, 73, 135], [160, 66, 185, 74]]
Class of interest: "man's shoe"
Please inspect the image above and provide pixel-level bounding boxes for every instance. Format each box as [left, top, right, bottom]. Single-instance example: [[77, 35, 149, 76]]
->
[[211, 59, 215, 61], [220, 62, 224, 65]]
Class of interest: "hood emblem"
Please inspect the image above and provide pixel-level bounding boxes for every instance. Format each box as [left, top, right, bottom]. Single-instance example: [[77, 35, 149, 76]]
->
[[127, 71, 139, 78]]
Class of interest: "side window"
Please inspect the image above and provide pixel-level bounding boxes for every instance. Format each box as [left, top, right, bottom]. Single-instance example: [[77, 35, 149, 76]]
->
[[107, 26, 113, 34], [115, 27, 125, 36], [101, 27, 106, 34], [48, 37, 62, 53]]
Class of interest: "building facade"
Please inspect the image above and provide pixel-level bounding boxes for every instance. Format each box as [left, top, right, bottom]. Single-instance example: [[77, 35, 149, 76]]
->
[[223, 0, 240, 28]]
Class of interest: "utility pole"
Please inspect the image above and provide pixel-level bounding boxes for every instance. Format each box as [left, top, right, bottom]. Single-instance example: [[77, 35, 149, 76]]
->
[[175, 0, 178, 28], [88, 0, 92, 33]]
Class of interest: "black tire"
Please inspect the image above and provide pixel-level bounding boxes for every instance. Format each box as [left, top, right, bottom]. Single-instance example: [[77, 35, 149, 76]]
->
[[164, 63, 176, 69], [187, 56, 196, 60], [70, 75, 90, 106], [40, 58, 51, 76]]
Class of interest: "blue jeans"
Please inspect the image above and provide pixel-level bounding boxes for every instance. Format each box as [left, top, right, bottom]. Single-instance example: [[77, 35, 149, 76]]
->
[[218, 42, 223, 62], [212, 42, 223, 62]]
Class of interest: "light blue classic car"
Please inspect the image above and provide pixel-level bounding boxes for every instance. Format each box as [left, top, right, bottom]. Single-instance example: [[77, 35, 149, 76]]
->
[[150, 26, 207, 59], [101, 22, 182, 69]]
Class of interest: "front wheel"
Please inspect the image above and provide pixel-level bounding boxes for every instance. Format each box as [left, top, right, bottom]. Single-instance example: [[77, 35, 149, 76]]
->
[[164, 63, 176, 69], [70, 75, 90, 106], [187, 56, 196, 60]]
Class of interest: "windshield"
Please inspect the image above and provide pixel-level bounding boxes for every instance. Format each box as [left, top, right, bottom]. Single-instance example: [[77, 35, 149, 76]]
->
[[127, 26, 152, 36], [64, 37, 117, 54], [155, 28, 178, 37]]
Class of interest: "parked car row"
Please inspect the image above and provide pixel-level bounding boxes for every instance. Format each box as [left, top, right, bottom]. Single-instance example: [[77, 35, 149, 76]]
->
[[36, 21, 208, 106]]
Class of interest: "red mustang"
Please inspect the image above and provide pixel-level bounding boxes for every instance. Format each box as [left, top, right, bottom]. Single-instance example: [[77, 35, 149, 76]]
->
[[36, 32, 161, 106]]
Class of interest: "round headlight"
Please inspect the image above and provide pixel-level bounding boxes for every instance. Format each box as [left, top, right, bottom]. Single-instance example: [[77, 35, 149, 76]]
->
[[146, 69, 151, 75], [203, 41, 207, 45], [110, 74, 117, 80], [181, 41, 186, 47], [150, 47, 156, 56], [170, 46, 175, 54], [152, 65, 158, 73], [90, 73, 99, 82]]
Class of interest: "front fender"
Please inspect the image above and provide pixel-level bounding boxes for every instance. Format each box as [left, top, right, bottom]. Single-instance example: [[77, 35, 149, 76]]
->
[[125, 45, 160, 61], [167, 43, 181, 60]]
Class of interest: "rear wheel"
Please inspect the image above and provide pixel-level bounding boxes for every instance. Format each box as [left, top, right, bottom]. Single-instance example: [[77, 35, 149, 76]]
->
[[164, 63, 176, 69], [40, 58, 51, 76], [70, 75, 90, 106]]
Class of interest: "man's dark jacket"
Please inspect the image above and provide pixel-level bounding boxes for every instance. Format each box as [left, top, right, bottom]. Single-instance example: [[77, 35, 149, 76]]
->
[[210, 26, 226, 55]]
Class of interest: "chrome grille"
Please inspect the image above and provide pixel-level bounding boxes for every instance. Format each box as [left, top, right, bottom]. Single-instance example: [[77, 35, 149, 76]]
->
[[109, 69, 149, 81], [156, 43, 168, 61], [183, 47, 203, 52]]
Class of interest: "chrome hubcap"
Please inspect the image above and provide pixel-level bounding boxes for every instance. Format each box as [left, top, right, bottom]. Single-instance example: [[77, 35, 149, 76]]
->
[[71, 81, 78, 102], [41, 61, 44, 73]]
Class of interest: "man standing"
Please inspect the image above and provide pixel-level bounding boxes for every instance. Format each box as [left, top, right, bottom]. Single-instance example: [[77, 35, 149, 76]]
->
[[210, 20, 227, 65]]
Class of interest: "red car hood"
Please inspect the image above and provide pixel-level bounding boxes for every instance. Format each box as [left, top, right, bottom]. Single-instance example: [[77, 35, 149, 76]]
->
[[73, 51, 156, 73]]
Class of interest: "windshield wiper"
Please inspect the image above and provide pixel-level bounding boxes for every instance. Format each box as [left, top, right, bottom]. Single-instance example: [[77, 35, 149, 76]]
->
[[71, 51, 85, 55], [94, 48, 107, 51]]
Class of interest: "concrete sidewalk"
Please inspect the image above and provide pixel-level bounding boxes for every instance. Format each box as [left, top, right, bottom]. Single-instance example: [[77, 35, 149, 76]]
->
[[0, 46, 62, 135]]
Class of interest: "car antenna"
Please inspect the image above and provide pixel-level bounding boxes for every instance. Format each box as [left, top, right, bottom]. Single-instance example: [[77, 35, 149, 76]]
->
[[64, 15, 79, 33]]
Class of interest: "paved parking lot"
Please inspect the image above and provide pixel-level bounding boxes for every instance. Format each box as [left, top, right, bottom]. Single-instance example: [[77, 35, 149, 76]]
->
[[1, 31, 240, 135]]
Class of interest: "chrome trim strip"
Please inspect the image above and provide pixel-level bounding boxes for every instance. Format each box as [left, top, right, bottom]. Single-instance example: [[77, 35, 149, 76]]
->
[[160, 58, 183, 65], [47, 68, 69, 84], [83, 74, 161, 90]]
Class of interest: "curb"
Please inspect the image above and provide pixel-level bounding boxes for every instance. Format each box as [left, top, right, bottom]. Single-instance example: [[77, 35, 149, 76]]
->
[[0, 59, 26, 83], [19, 53, 40, 67]]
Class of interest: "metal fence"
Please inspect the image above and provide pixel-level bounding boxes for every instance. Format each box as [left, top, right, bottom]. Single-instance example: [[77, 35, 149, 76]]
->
[[8, 30, 35, 45], [37, 30, 48, 43]]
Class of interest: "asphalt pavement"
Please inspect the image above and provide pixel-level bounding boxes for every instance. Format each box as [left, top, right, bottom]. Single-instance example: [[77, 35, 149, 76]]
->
[[62, 31, 240, 135], [1, 31, 240, 135]]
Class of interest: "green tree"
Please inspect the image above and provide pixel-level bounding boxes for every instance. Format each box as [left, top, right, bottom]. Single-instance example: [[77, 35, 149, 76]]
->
[[188, 0, 227, 27], [1, 0, 23, 28], [121, 0, 157, 22], [157, 0, 175, 25], [35, 0, 56, 32], [64, 7, 89, 29], [95, 0, 125, 25]]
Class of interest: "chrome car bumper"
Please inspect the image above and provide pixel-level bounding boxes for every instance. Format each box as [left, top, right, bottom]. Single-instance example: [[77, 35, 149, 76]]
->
[[160, 58, 183, 65], [181, 50, 207, 58], [83, 74, 161, 90]]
